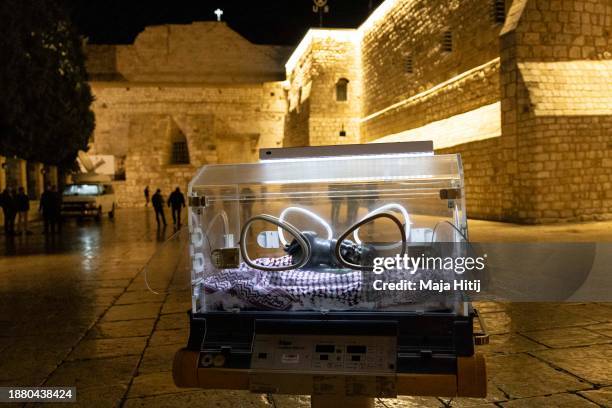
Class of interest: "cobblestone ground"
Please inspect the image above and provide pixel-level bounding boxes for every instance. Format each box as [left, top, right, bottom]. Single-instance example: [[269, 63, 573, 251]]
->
[[0, 209, 611, 407]]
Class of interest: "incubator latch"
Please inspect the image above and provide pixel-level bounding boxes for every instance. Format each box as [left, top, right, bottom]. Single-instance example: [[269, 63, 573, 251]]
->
[[212, 248, 240, 269], [439, 188, 461, 200], [189, 195, 206, 207]]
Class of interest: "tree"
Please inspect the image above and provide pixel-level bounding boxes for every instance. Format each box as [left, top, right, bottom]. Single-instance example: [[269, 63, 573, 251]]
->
[[0, 0, 94, 167]]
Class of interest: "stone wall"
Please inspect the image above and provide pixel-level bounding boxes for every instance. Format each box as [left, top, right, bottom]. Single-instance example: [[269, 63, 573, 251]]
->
[[358, 0, 612, 223], [361, 59, 501, 142], [284, 31, 361, 147], [500, 0, 612, 222], [360, 0, 506, 137], [87, 22, 289, 207], [354, 0, 510, 220], [90, 83, 286, 207], [87, 22, 291, 84], [438, 138, 508, 221]]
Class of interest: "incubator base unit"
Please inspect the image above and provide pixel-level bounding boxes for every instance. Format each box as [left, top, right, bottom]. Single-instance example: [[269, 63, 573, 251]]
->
[[173, 142, 487, 401]]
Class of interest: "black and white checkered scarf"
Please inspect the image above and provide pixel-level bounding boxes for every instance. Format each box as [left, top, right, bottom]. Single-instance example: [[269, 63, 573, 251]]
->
[[202, 255, 362, 310]]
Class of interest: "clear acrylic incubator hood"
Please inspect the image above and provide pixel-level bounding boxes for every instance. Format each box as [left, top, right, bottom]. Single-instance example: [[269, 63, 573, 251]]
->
[[173, 142, 488, 402]]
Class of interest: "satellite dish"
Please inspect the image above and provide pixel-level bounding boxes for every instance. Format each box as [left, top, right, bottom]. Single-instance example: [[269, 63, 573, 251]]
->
[[77, 150, 95, 173]]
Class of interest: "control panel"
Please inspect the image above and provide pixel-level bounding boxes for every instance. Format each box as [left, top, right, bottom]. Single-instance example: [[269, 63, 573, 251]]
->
[[250, 334, 397, 373]]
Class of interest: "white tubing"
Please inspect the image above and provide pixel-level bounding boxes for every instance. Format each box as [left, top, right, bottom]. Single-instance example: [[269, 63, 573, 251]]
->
[[278, 206, 333, 246], [205, 210, 229, 238], [353, 203, 411, 249]]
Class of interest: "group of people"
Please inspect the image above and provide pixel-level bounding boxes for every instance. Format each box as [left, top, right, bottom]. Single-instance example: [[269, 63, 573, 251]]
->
[[144, 186, 186, 228], [0, 187, 31, 236], [0, 184, 61, 236]]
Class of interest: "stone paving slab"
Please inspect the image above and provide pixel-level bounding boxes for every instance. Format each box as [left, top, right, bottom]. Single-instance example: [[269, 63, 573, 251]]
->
[[0, 334, 80, 383], [123, 390, 271, 408], [102, 303, 162, 321], [559, 303, 612, 323], [160, 300, 191, 315], [137, 345, 177, 374], [155, 313, 188, 331], [521, 326, 612, 348], [147, 329, 188, 347], [499, 393, 599, 407], [532, 344, 612, 385], [67, 337, 148, 361], [86, 318, 156, 339], [578, 386, 612, 406], [487, 354, 591, 398], [127, 372, 196, 398], [44, 355, 141, 389], [476, 333, 547, 355], [585, 322, 612, 337], [115, 290, 166, 305], [437, 380, 507, 407]]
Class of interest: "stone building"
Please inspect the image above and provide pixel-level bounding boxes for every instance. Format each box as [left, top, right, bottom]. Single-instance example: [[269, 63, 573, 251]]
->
[[87, 0, 612, 223], [86, 22, 290, 207]]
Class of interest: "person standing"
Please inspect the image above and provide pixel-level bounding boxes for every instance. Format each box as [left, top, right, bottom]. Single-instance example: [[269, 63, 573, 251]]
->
[[1, 188, 16, 236], [152, 188, 166, 227], [144, 186, 150, 207], [40, 185, 60, 234], [15, 187, 31, 235], [52, 185, 63, 232], [167, 187, 186, 227]]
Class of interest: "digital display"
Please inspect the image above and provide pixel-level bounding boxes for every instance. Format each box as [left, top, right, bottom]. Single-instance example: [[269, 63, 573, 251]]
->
[[315, 345, 335, 353], [346, 345, 367, 354]]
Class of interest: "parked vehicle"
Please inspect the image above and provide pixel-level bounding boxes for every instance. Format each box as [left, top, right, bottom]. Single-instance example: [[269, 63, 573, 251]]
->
[[61, 175, 116, 220]]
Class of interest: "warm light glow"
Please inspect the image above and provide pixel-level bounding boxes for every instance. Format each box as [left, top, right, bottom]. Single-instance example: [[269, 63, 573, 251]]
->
[[285, 0, 399, 74], [371, 102, 501, 149], [285, 29, 358, 74], [359, 0, 399, 35], [361, 58, 500, 123]]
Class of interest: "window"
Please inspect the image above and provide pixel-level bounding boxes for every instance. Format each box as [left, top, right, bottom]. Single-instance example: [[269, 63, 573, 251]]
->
[[492, 0, 506, 24], [404, 55, 414, 74], [336, 78, 349, 101], [63, 184, 102, 196], [171, 134, 190, 165], [442, 31, 453, 52]]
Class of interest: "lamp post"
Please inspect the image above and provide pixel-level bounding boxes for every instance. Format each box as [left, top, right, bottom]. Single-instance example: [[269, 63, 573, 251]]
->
[[312, 0, 329, 27]]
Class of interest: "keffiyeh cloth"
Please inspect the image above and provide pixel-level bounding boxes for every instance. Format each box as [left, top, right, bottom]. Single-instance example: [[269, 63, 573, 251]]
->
[[202, 255, 362, 310]]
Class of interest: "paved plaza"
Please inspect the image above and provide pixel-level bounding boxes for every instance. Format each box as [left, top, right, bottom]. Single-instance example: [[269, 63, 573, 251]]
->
[[0, 209, 611, 407]]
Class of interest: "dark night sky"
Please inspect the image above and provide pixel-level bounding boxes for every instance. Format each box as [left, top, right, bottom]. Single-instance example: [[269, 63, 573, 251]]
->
[[68, 0, 385, 46]]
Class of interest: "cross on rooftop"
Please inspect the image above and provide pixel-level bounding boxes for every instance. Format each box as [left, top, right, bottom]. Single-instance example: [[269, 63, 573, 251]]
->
[[214, 8, 223, 21]]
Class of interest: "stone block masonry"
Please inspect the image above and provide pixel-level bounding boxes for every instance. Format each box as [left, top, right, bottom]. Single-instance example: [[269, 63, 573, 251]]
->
[[283, 0, 612, 223], [91, 83, 286, 207], [86, 22, 289, 207]]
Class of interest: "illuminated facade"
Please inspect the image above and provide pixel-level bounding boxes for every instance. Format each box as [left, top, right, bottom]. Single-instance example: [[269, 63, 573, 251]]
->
[[87, 0, 612, 223], [284, 0, 612, 223]]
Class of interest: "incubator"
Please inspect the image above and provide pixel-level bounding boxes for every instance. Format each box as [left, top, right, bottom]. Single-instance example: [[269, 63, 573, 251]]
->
[[173, 142, 487, 404]]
